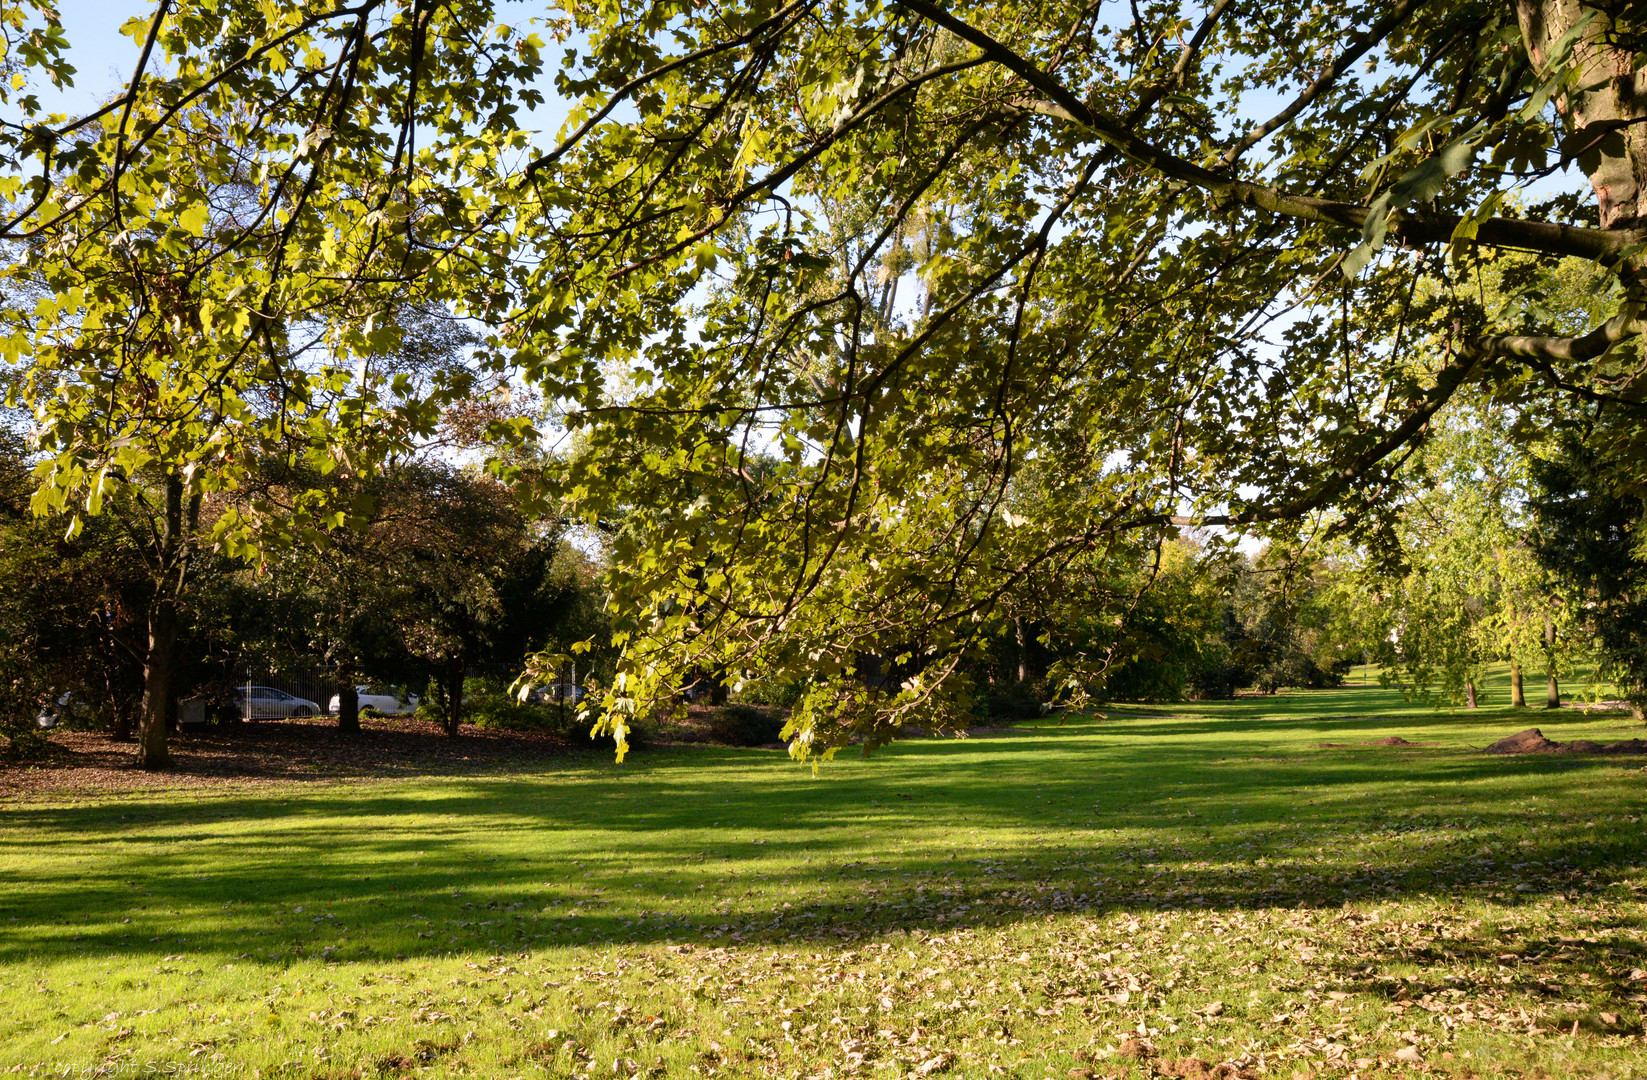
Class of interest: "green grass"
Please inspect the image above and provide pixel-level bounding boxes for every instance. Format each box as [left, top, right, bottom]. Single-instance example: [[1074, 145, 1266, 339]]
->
[[2, 674, 1646, 1079]]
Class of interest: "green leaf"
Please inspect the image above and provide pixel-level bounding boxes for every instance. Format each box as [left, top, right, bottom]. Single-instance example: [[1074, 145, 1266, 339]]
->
[[1346, 134, 1480, 279]]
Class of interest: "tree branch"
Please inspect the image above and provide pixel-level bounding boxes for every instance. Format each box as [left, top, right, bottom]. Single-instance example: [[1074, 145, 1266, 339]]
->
[[1163, 312, 1641, 528], [1220, 0, 1427, 166], [895, 0, 1640, 264]]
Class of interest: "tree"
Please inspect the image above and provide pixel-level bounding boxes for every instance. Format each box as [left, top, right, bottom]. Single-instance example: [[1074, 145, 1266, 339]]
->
[[1530, 426, 1647, 718], [0, 427, 160, 741], [11, 1, 1647, 758], [0, 8, 541, 767], [343, 460, 550, 737], [499, 0, 1647, 755], [1366, 398, 1584, 709]]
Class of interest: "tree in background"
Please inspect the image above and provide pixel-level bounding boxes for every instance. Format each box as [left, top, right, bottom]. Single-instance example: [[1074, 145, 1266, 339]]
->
[[1220, 544, 1374, 697], [1098, 538, 1230, 704], [0, 428, 191, 743], [1531, 427, 1647, 719], [0, 9, 539, 767], [981, 532, 1374, 706], [1367, 398, 1583, 709]]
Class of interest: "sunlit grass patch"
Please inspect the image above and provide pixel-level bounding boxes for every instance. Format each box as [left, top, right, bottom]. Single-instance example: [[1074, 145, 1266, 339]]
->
[[1, 676, 1645, 1077]]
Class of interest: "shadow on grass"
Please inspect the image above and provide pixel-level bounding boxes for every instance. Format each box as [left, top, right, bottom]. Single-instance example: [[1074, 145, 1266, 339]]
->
[[3, 726, 1644, 974]]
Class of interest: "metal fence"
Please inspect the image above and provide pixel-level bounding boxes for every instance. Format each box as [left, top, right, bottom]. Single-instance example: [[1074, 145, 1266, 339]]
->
[[237, 668, 335, 716]]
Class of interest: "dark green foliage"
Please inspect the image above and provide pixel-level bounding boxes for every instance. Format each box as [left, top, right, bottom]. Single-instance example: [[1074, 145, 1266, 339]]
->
[[980, 694, 1043, 722], [0, 430, 151, 745], [462, 677, 589, 739], [1099, 544, 1361, 702], [730, 675, 806, 709], [1531, 433, 1647, 714], [705, 704, 787, 747]]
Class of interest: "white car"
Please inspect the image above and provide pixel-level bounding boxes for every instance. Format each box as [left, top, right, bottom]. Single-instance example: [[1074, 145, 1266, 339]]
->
[[327, 685, 419, 716], [527, 682, 584, 705], [36, 691, 83, 728], [235, 686, 323, 719]]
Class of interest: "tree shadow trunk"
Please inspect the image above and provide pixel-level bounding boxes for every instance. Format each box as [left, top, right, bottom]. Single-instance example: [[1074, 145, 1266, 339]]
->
[[338, 681, 359, 735], [443, 659, 464, 737]]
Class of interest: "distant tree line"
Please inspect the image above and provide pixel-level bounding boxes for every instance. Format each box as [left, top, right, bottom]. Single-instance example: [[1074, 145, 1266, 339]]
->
[[0, 422, 612, 761]]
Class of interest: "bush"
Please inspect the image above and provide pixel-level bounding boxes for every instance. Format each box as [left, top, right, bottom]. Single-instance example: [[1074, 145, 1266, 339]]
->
[[1187, 663, 1245, 700], [731, 675, 805, 708], [706, 704, 787, 746], [467, 698, 587, 738], [981, 695, 1043, 722]]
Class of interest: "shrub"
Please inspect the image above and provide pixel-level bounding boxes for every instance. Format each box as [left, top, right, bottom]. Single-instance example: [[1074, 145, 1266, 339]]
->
[[462, 676, 647, 749], [466, 694, 586, 739], [731, 676, 805, 708], [980, 695, 1042, 722], [706, 704, 787, 746]]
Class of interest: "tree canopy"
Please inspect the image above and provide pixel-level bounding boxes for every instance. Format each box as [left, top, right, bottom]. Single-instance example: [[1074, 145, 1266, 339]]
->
[[5, 0, 1647, 759]]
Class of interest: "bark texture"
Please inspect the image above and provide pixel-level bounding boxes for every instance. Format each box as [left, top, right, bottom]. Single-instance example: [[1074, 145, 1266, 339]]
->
[[1517, 0, 1647, 229], [1511, 663, 1526, 707], [136, 595, 175, 769]]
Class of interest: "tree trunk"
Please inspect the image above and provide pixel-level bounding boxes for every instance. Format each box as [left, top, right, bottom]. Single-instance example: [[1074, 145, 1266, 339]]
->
[[443, 657, 464, 737], [1007, 615, 1021, 684], [338, 680, 359, 735], [111, 699, 133, 741], [135, 473, 188, 771], [1464, 680, 1478, 709], [1544, 615, 1561, 709], [1517, 1, 1647, 230], [137, 589, 176, 769], [1510, 663, 1525, 707]]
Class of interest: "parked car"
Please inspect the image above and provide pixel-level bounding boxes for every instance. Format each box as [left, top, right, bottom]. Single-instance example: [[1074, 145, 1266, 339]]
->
[[36, 691, 107, 729], [233, 686, 322, 719], [526, 682, 584, 705], [327, 685, 419, 716], [36, 692, 74, 729]]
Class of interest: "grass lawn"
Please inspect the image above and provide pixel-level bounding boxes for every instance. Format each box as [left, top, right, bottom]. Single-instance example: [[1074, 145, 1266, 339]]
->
[[2, 673, 1645, 1079]]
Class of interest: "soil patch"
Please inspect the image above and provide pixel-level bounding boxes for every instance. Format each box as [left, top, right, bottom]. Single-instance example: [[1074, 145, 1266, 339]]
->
[[1485, 727, 1647, 756], [0, 717, 590, 797], [1315, 736, 1425, 749]]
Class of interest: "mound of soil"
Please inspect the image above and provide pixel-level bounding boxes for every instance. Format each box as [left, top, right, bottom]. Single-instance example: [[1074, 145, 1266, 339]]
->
[[1485, 727, 1647, 756], [1315, 737, 1422, 749]]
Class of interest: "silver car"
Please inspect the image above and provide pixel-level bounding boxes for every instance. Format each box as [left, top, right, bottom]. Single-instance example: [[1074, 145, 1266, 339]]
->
[[327, 685, 419, 716], [234, 686, 322, 719]]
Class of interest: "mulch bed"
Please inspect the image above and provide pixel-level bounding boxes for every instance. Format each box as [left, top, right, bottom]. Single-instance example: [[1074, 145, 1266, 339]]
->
[[1484, 726, 1647, 756], [0, 717, 591, 797]]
